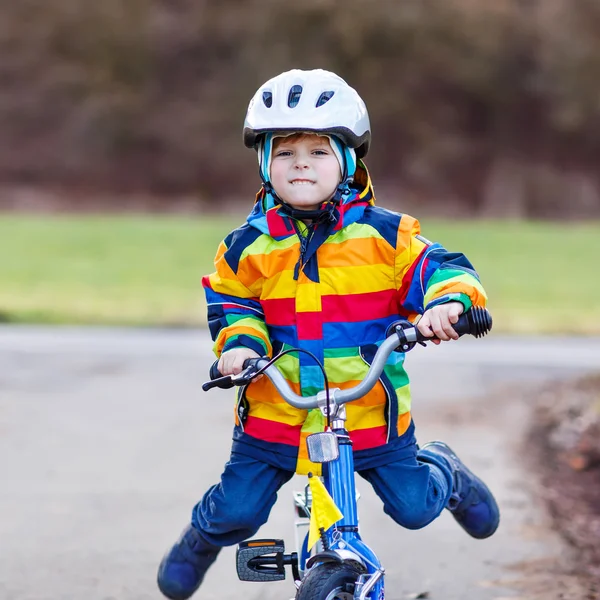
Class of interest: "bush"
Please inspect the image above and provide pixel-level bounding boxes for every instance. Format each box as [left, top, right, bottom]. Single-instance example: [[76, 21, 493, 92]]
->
[[1, 0, 600, 215]]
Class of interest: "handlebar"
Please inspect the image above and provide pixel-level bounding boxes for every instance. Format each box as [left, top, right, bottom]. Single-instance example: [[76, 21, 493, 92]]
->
[[202, 307, 492, 410]]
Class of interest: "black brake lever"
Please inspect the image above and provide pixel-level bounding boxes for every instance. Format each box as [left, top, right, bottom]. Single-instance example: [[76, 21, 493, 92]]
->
[[202, 373, 234, 391], [202, 359, 263, 392]]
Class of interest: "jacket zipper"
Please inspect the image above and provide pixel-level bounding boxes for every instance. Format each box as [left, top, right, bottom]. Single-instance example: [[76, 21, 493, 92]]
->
[[293, 222, 315, 280]]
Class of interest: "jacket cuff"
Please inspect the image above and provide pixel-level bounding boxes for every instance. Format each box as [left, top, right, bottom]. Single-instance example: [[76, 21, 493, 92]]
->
[[222, 334, 269, 358], [425, 292, 472, 313]]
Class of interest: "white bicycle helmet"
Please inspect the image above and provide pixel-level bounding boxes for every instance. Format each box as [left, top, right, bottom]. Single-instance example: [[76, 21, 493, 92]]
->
[[243, 69, 371, 158]]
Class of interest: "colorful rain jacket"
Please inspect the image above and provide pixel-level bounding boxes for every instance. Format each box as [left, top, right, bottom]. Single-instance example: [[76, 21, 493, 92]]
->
[[202, 163, 487, 475]]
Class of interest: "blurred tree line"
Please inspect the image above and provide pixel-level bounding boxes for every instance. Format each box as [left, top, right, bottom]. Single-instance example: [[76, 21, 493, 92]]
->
[[2, 0, 600, 217]]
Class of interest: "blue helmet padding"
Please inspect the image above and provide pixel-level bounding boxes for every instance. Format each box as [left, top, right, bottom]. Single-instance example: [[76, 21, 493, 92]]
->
[[327, 135, 357, 181]]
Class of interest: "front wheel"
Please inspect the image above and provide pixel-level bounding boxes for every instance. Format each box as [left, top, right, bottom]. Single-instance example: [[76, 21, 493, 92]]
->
[[295, 562, 362, 600]]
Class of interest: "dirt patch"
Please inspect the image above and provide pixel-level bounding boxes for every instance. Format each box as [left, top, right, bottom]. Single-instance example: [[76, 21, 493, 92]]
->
[[424, 377, 600, 598], [488, 556, 596, 600], [527, 375, 600, 597]]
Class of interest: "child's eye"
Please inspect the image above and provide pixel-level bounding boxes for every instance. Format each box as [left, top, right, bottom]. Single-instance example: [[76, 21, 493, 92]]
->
[[275, 150, 292, 157], [313, 149, 329, 155]]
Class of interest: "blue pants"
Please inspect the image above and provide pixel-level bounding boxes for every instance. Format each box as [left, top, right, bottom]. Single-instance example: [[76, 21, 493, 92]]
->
[[190, 449, 452, 549]]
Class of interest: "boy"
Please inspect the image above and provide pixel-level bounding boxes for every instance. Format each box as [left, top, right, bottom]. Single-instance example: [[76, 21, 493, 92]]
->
[[157, 69, 500, 600]]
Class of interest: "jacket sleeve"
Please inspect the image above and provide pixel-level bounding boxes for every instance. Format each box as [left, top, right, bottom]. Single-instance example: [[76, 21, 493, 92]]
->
[[395, 215, 487, 315], [201, 237, 272, 359]]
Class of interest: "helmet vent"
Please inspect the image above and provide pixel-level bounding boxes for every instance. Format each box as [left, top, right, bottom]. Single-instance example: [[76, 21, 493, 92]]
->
[[316, 91, 335, 107], [262, 91, 273, 108], [287, 85, 303, 108]]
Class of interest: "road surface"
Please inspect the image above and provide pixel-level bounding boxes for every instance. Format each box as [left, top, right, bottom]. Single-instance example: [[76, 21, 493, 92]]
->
[[1, 326, 598, 600]]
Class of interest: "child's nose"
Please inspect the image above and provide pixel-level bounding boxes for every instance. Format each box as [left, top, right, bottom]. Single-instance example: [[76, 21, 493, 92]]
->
[[294, 157, 309, 169]]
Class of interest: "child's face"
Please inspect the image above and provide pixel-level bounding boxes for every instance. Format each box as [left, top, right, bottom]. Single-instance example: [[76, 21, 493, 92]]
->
[[270, 134, 341, 211]]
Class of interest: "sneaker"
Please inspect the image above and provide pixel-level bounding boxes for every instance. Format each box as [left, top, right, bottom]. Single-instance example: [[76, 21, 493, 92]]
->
[[419, 441, 500, 539], [157, 525, 220, 600]]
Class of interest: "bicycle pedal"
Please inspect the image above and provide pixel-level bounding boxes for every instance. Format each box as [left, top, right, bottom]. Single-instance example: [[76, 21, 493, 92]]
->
[[236, 539, 286, 582]]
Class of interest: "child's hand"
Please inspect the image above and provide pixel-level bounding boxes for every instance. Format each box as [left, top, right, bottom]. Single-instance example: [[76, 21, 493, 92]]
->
[[218, 347, 262, 376], [417, 302, 464, 345]]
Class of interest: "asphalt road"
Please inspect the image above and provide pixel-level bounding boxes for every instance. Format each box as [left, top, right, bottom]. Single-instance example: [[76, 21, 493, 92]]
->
[[1, 326, 599, 600]]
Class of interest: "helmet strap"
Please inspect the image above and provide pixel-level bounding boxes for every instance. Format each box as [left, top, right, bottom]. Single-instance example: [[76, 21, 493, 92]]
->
[[261, 175, 350, 225], [277, 199, 339, 224]]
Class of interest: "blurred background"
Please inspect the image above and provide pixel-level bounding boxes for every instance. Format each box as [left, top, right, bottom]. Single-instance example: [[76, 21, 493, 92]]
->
[[0, 0, 599, 331], [2, 0, 600, 216]]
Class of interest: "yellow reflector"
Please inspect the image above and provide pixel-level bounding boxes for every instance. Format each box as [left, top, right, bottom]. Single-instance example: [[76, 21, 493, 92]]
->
[[247, 541, 277, 547]]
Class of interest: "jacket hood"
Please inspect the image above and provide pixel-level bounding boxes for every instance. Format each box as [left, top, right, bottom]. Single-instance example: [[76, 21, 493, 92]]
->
[[247, 160, 375, 240]]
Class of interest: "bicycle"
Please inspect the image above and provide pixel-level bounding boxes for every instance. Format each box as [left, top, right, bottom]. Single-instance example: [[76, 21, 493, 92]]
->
[[202, 307, 492, 600]]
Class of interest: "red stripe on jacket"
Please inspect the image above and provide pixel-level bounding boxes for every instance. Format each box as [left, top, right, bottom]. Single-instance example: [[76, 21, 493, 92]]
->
[[262, 289, 399, 327], [321, 289, 398, 322], [296, 312, 323, 340], [244, 416, 302, 446], [348, 425, 388, 450], [261, 297, 296, 325]]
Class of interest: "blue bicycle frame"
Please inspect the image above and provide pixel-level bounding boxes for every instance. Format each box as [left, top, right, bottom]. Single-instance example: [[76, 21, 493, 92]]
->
[[292, 412, 384, 599], [324, 430, 384, 599], [240, 332, 407, 600]]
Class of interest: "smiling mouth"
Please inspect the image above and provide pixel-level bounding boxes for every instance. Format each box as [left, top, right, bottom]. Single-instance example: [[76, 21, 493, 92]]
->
[[290, 180, 315, 185]]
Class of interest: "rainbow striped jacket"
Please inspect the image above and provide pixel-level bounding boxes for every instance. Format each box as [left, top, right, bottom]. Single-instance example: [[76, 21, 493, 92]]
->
[[202, 163, 487, 474]]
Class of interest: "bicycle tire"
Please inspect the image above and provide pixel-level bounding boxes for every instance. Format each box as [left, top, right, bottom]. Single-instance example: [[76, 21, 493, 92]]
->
[[295, 562, 362, 600]]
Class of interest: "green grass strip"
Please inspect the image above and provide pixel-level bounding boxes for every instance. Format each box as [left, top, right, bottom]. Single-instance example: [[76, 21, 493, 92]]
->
[[0, 214, 598, 334]]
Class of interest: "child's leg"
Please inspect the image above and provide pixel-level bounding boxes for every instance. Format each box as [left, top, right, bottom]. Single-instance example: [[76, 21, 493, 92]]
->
[[360, 442, 499, 539], [190, 452, 294, 545], [157, 452, 294, 600], [359, 452, 453, 530]]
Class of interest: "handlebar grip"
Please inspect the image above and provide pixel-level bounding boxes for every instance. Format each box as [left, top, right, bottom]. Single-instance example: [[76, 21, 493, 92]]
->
[[207, 358, 259, 380], [451, 307, 492, 338], [209, 360, 222, 380], [413, 306, 492, 343]]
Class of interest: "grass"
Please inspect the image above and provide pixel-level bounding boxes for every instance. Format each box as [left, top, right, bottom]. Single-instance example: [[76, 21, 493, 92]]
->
[[0, 214, 598, 333], [426, 221, 600, 334], [0, 215, 232, 326]]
